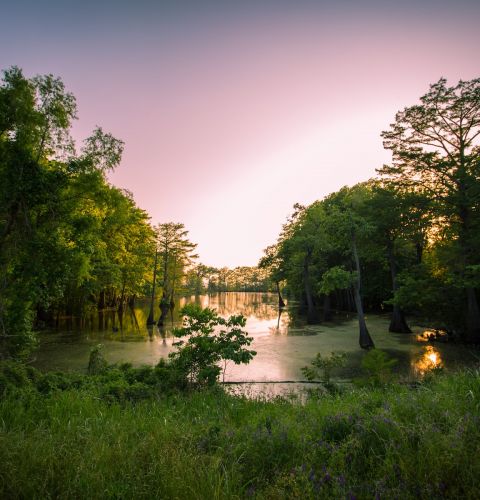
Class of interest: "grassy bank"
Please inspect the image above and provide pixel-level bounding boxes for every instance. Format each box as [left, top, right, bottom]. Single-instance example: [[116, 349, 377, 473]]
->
[[1, 363, 480, 499]]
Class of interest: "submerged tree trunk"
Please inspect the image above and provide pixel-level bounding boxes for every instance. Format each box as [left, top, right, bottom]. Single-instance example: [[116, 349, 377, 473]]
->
[[351, 231, 375, 349], [147, 250, 158, 325], [303, 252, 317, 323], [387, 243, 411, 333], [276, 281, 285, 308], [390, 305, 411, 334], [352, 284, 374, 349], [158, 291, 170, 327]]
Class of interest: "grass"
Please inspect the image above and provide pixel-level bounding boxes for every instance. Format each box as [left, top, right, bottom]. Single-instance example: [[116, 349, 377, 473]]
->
[[1, 362, 480, 498]]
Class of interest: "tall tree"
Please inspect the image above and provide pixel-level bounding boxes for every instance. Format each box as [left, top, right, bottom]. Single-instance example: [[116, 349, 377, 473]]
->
[[323, 186, 376, 349], [378, 77, 480, 341], [0, 66, 129, 358], [155, 223, 197, 326], [258, 245, 286, 308]]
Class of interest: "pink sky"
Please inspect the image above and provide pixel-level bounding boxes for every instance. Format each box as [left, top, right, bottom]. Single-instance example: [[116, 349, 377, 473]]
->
[[2, 1, 480, 267]]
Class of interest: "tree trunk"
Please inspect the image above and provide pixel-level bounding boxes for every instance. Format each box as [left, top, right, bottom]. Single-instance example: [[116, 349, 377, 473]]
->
[[387, 243, 411, 333], [352, 284, 374, 349], [168, 256, 177, 310], [276, 281, 285, 308], [118, 283, 126, 313], [303, 252, 317, 323], [390, 305, 411, 334], [147, 250, 158, 325], [157, 293, 170, 327], [157, 246, 170, 326], [351, 230, 375, 349], [98, 290, 106, 310]]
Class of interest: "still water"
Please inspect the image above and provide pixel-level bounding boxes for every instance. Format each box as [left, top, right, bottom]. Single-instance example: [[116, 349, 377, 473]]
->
[[33, 292, 478, 383]]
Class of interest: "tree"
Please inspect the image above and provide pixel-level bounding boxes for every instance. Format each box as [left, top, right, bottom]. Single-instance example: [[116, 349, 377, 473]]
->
[[170, 304, 256, 386], [258, 245, 286, 308], [154, 223, 197, 326], [360, 183, 421, 333], [0, 66, 137, 358], [378, 77, 480, 341], [322, 186, 376, 348], [0, 67, 78, 356], [279, 203, 324, 323]]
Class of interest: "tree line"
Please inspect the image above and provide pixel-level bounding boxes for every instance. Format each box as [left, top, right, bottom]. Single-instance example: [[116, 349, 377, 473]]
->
[[0, 66, 273, 358], [259, 77, 480, 346], [0, 67, 161, 357], [2, 67, 478, 356], [185, 264, 272, 295]]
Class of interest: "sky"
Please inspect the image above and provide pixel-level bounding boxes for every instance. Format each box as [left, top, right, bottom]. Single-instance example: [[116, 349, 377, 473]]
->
[[1, 0, 480, 267]]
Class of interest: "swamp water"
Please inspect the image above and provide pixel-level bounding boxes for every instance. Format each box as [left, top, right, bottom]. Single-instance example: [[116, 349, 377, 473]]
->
[[33, 292, 478, 395]]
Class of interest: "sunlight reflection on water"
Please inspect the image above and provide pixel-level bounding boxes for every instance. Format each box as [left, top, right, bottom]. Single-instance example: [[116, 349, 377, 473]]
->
[[412, 345, 443, 377], [33, 292, 475, 383]]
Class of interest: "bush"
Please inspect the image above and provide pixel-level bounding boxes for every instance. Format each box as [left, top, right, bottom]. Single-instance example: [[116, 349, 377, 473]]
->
[[302, 351, 347, 384], [1, 367, 480, 498], [169, 304, 256, 387], [357, 349, 398, 386], [87, 344, 108, 375], [0, 361, 36, 394]]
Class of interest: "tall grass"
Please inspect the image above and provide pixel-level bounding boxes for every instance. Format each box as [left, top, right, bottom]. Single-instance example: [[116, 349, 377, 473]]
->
[[1, 363, 480, 498]]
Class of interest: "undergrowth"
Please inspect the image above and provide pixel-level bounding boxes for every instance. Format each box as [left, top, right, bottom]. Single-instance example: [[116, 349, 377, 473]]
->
[[1, 360, 480, 499]]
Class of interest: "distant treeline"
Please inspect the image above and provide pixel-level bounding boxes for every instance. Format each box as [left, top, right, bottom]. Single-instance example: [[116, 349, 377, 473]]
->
[[259, 77, 480, 346], [185, 265, 272, 294]]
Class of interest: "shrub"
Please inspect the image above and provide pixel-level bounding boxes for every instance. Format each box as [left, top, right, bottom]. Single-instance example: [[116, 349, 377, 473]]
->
[[87, 344, 108, 375], [0, 361, 35, 394], [169, 304, 256, 387], [302, 351, 347, 384], [357, 349, 397, 386]]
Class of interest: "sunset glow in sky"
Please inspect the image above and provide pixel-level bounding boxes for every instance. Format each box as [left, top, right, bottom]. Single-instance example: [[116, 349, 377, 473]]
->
[[2, 0, 479, 267]]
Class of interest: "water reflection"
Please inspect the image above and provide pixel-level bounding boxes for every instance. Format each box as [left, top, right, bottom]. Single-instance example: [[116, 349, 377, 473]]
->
[[416, 330, 449, 343], [412, 345, 443, 376], [34, 292, 476, 381], [179, 292, 277, 321]]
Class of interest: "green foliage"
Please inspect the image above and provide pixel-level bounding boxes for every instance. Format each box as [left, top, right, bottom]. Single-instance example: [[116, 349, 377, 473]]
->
[[357, 348, 398, 386], [1, 364, 480, 498], [302, 351, 347, 383], [260, 78, 480, 340], [319, 266, 355, 295], [0, 66, 156, 358], [0, 361, 38, 394], [378, 77, 480, 340], [170, 304, 256, 386], [87, 344, 108, 375]]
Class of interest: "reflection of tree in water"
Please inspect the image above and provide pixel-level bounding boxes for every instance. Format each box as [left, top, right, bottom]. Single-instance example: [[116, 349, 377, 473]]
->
[[52, 293, 281, 339], [268, 308, 291, 335], [202, 292, 279, 320]]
